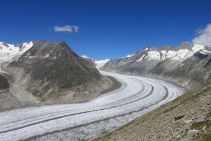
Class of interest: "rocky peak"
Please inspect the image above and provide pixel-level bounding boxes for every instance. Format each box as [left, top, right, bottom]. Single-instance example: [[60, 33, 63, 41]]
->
[[5, 40, 101, 97]]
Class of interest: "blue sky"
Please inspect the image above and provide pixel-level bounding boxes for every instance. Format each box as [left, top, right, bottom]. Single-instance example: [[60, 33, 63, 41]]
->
[[0, 0, 211, 59]]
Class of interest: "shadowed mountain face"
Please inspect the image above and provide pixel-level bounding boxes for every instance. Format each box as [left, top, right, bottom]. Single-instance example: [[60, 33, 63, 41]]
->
[[6, 41, 101, 98]]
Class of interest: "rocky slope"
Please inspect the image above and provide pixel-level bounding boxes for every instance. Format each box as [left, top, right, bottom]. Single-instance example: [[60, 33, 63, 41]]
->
[[0, 40, 117, 110]]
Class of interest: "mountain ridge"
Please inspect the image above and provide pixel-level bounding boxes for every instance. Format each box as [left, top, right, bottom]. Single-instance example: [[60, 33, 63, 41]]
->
[[101, 42, 211, 87]]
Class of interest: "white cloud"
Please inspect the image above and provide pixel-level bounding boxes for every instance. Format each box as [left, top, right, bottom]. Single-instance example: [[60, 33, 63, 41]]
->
[[72, 25, 79, 32], [192, 23, 211, 46], [53, 25, 79, 32]]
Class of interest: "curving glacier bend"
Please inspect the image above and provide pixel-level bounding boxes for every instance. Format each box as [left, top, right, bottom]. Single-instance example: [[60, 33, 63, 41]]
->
[[0, 71, 184, 141]]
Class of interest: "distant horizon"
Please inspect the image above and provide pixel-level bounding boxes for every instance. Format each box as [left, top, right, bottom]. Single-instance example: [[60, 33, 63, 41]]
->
[[0, 0, 211, 59]]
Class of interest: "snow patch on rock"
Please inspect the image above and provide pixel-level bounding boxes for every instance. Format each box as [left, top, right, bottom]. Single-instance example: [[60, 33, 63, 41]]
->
[[161, 50, 167, 60], [126, 54, 134, 58], [192, 44, 204, 53], [199, 49, 211, 54], [136, 55, 146, 62], [171, 49, 191, 61], [145, 51, 160, 60], [81, 55, 90, 59]]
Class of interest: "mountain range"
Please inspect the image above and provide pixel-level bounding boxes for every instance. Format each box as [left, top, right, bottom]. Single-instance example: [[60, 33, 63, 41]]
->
[[101, 42, 211, 87]]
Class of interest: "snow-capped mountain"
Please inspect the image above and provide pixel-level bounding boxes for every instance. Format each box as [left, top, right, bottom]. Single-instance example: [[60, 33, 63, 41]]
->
[[0, 41, 33, 64], [102, 42, 211, 85], [127, 43, 205, 62], [143, 44, 204, 61]]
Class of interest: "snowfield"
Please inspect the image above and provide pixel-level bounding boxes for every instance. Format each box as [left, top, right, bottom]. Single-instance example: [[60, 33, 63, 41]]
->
[[0, 71, 184, 141], [0, 41, 33, 64]]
